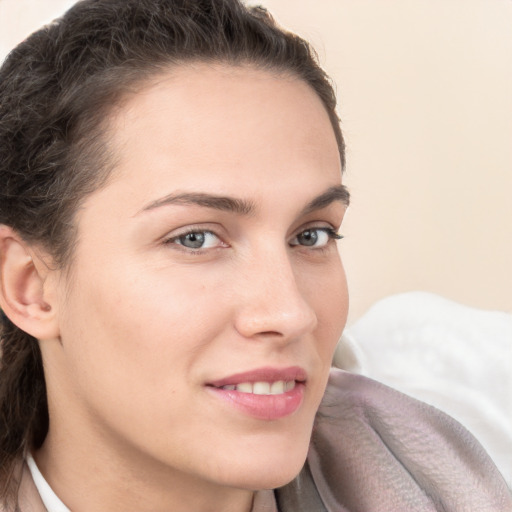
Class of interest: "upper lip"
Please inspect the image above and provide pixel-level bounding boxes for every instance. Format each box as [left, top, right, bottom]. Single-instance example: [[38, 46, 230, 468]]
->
[[207, 366, 307, 388]]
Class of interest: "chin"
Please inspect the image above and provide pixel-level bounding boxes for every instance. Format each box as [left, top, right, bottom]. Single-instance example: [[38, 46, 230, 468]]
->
[[212, 437, 310, 491], [229, 464, 306, 492], [250, 465, 305, 491]]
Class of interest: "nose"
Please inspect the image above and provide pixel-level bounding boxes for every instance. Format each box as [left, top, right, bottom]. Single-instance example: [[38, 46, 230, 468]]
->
[[233, 247, 318, 342]]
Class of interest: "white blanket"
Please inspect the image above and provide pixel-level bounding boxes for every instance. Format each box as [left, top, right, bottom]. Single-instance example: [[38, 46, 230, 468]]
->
[[335, 292, 512, 487]]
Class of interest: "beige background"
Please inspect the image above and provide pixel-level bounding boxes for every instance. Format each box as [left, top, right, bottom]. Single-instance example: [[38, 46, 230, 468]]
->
[[1, 0, 511, 323]]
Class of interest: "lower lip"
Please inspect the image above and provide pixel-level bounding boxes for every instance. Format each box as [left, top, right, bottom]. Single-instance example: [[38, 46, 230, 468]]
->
[[206, 383, 305, 420]]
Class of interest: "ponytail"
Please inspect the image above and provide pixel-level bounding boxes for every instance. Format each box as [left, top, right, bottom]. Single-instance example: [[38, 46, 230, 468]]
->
[[0, 313, 48, 507]]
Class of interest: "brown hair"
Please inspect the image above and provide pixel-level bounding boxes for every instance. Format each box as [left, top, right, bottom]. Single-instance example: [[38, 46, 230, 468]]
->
[[0, 0, 345, 505]]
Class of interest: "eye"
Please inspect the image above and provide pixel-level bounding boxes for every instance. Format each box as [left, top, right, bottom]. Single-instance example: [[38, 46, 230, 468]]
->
[[166, 230, 225, 250], [289, 227, 342, 248]]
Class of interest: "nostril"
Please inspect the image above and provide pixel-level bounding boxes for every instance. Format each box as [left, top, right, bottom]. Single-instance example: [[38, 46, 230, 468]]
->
[[257, 331, 282, 337]]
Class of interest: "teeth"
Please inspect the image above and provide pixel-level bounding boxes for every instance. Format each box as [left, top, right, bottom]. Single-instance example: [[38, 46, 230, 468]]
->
[[285, 381, 296, 392], [253, 382, 270, 395], [236, 382, 253, 393], [221, 380, 296, 395], [270, 381, 285, 395]]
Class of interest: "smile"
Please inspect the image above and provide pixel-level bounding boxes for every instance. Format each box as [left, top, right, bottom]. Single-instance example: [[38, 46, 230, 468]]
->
[[219, 381, 296, 395], [206, 367, 306, 420]]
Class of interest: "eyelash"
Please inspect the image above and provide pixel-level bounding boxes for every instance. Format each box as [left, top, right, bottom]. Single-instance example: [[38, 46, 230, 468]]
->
[[163, 226, 343, 254], [163, 229, 227, 253], [289, 227, 343, 248]]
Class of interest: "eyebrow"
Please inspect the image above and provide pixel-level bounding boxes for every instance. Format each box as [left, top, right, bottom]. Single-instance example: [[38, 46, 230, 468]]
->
[[139, 184, 350, 216], [301, 185, 350, 214], [140, 192, 255, 215]]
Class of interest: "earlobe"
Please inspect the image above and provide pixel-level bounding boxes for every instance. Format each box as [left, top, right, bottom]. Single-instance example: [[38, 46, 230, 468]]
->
[[0, 225, 60, 340]]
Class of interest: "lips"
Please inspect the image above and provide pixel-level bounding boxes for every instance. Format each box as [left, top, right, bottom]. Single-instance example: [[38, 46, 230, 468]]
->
[[206, 366, 307, 420]]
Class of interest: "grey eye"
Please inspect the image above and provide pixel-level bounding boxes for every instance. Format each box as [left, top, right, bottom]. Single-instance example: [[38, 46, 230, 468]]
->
[[290, 228, 341, 248], [170, 230, 223, 250], [296, 229, 318, 247], [177, 232, 206, 249]]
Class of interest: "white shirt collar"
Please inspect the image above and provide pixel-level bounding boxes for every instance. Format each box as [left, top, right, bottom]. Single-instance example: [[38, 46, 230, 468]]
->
[[26, 453, 71, 512]]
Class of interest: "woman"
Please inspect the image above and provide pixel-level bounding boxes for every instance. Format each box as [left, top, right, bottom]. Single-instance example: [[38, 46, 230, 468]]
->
[[0, 0, 509, 510]]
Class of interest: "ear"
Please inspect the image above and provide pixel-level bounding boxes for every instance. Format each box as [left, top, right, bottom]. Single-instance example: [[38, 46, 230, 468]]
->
[[0, 225, 60, 340]]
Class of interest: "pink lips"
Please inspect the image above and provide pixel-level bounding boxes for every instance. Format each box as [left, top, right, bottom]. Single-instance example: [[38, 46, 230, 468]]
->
[[208, 366, 307, 388], [206, 366, 306, 421]]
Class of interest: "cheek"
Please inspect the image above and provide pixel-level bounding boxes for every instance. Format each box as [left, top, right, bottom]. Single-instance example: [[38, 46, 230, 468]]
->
[[61, 252, 245, 393], [306, 256, 348, 354], [68, 270, 210, 363], [54, 264, 234, 466]]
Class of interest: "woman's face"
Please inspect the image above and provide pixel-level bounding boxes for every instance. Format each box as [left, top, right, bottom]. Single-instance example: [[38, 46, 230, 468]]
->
[[44, 64, 348, 492]]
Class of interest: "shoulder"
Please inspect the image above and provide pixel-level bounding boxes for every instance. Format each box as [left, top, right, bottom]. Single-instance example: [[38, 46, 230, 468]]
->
[[278, 370, 512, 512]]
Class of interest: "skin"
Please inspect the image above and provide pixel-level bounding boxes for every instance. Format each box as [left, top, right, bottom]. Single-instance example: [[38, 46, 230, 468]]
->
[[6, 64, 349, 511]]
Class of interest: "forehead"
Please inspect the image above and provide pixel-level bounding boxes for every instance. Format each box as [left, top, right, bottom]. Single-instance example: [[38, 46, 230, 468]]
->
[[100, 63, 342, 207]]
